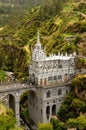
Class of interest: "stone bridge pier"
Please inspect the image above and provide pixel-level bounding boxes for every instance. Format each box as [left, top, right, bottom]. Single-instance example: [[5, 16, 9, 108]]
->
[[14, 92, 20, 126], [8, 91, 21, 126], [0, 91, 22, 126]]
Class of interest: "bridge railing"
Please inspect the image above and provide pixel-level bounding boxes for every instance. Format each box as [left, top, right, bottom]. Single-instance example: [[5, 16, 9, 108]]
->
[[0, 81, 20, 85]]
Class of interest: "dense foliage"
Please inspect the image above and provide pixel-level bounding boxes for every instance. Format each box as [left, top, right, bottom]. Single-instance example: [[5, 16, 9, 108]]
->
[[38, 123, 53, 130], [72, 74, 86, 92], [57, 74, 86, 129], [67, 115, 86, 130], [75, 58, 86, 70], [0, 104, 16, 130], [50, 118, 66, 130]]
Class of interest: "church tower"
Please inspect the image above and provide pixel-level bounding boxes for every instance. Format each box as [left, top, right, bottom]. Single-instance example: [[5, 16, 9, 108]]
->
[[32, 31, 45, 61], [29, 31, 46, 86]]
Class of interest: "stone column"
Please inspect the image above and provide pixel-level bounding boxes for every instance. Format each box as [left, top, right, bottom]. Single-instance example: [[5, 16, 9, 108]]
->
[[43, 106, 48, 123], [49, 105, 52, 121], [15, 92, 20, 126]]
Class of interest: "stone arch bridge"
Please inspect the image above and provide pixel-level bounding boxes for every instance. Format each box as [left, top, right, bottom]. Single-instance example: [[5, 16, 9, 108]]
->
[[0, 69, 86, 126], [0, 82, 36, 126]]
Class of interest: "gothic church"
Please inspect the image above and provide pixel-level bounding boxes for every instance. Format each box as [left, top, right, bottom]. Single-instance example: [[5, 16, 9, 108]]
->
[[28, 32, 75, 124]]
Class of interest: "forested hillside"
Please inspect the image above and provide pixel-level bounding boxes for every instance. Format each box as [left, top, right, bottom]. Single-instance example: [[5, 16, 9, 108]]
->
[[0, 0, 86, 80], [0, 0, 43, 26], [0, 1, 86, 129]]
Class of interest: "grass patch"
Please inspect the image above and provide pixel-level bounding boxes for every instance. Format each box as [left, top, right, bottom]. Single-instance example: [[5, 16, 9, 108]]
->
[[0, 70, 6, 82]]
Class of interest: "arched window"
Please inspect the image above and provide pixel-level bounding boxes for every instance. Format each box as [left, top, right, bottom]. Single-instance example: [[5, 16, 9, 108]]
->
[[48, 76, 52, 81], [46, 106, 50, 119], [35, 77, 38, 85], [58, 60, 60, 64], [65, 73, 67, 76], [66, 89, 68, 94], [32, 74, 35, 85], [44, 78, 46, 86], [64, 73, 67, 82], [58, 75, 62, 79], [53, 76, 57, 80], [58, 89, 62, 95], [52, 105, 56, 115], [40, 79, 42, 85], [46, 90, 51, 98]]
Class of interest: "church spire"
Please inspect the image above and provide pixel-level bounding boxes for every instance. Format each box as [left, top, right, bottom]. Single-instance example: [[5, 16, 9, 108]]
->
[[36, 30, 41, 45], [35, 30, 42, 50]]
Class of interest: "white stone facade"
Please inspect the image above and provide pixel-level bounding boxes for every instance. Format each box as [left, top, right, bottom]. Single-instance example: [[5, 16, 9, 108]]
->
[[28, 32, 75, 124]]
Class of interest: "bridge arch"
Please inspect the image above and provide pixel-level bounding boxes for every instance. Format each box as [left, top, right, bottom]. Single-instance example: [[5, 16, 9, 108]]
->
[[7, 88, 38, 126], [6, 92, 20, 126], [0, 83, 37, 126], [18, 89, 37, 126]]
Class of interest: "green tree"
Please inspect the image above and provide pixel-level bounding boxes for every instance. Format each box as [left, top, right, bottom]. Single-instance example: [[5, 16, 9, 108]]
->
[[67, 118, 77, 128], [71, 98, 85, 113], [0, 115, 16, 130], [0, 104, 16, 130], [75, 58, 86, 70], [77, 115, 86, 130], [72, 74, 86, 92], [57, 92, 76, 121], [67, 115, 86, 130], [38, 123, 53, 130], [6, 108, 14, 117], [51, 118, 66, 130]]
